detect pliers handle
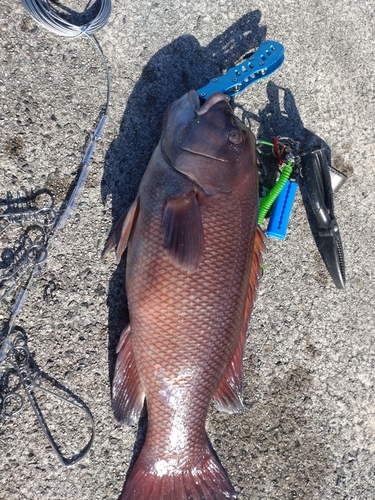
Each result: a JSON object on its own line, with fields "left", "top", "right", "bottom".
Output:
{"left": 197, "top": 40, "right": 284, "bottom": 100}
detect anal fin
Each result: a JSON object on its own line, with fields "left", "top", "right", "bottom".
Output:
{"left": 112, "top": 325, "right": 145, "bottom": 425}
{"left": 213, "top": 226, "right": 266, "bottom": 413}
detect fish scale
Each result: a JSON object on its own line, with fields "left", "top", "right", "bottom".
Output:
{"left": 128, "top": 191, "right": 254, "bottom": 459}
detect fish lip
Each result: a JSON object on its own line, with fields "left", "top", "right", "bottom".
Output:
{"left": 187, "top": 89, "right": 201, "bottom": 111}
{"left": 196, "top": 92, "right": 228, "bottom": 116}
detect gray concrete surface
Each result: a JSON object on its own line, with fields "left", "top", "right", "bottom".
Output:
{"left": 1, "top": 0, "right": 374, "bottom": 498}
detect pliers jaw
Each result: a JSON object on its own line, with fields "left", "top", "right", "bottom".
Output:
{"left": 299, "top": 147, "right": 346, "bottom": 288}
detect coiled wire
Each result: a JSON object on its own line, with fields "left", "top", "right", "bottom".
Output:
{"left": 21, "top": 0, "right": 111, "bottom": 112}
{"left": 20, "top": 0, "right": 112, "bottom": 234}
{"left": 21, "top": 0, "right": 112, "bottom": 38}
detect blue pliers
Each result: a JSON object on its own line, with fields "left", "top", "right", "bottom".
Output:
{"left": 198, "top": 40, "right": 284, "bottom": 100}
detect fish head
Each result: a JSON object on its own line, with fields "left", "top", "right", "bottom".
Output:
{"left": 161, "top": 90, "right": 256, "bottom": 194}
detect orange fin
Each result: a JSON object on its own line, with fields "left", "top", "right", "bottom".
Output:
{"left": 120, "top": 444, "right": 237, "bottom": 499}
{"left": 102, "top": 196, "right": 140, "bottom": 263}
{"left": 212, "top": 339, "right": 245, "bottom": 414}
{"left": 112, "top": 325, "right": 145, "bottom": 425}
{"left": 245, "top": 225, "right": 266, "bottom": 318}
{"left": 162, "top": 191, "right": 204, "bottom": 272}
{"left": 213, "top": 225, "right": 266, "bottom": 413}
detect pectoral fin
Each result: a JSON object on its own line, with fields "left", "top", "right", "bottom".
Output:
{"left": 162, "top": 191, "right": 204, "bottom": 272}
{"left": 102, "top": 196, "right": 140, "bottom": 263}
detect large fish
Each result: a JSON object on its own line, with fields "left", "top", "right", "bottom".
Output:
{"left": 103, "top": 90, "right": 265, "bottom": 499}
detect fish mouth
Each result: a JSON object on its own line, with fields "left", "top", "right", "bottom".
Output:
{"left": 196, "top": 92, "right": 228, "bottom": 116}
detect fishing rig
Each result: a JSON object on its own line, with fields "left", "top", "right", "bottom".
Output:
{"left": 1, "top": 0, "right": 112, "bottom": 465}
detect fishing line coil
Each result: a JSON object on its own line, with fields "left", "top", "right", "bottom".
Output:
{"left": 21, "top": 0, "right": 112, "bottom": 112}
{"left": 21, "top": 0, "right": 112, "bottom": 38}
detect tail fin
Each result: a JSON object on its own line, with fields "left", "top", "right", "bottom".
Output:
{"left": 119, "top": 446, "right": 237, "bottom": 499}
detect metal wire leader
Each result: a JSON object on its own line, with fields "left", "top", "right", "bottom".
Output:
{"left": 0, "top": 0, "right": 112, "bottom": 462}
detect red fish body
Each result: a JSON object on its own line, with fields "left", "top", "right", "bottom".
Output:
{"left": 103, "top": 91, "right": 264, "bottom": 499}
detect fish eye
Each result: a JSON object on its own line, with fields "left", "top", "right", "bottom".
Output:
{"left": 228, "top": 130, "right": 243, "bottom": 144}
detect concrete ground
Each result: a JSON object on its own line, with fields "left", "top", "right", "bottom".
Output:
{"left": 0, "top": 0, "right": 374, "bottom": 499}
